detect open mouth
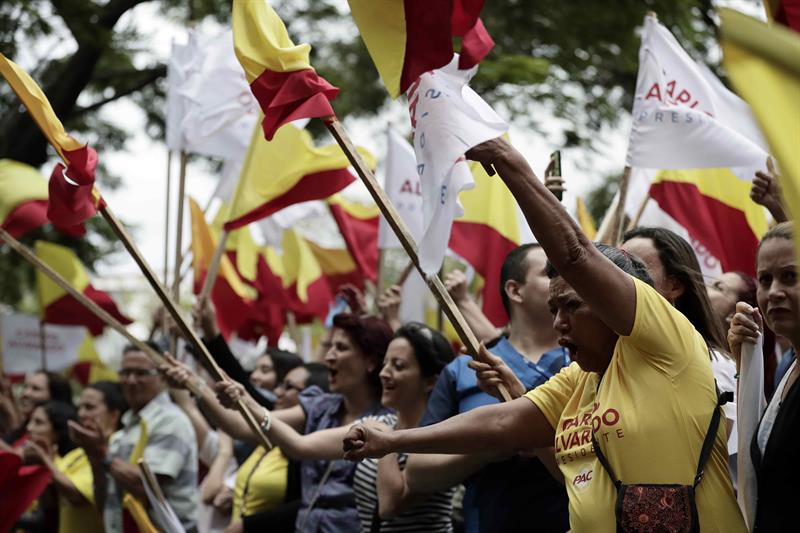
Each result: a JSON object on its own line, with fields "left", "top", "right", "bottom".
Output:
{"left": 559, "top": 338, "right": 579, "bottom": 358}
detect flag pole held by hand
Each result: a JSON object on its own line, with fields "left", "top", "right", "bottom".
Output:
{"left": 96, "top": 205, "right": 272, "bottom": 449}
{"left": 324, "top": 116, "right": 512, "bottom": 402}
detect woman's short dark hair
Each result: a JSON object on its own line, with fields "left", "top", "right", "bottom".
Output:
{"left": 265, "top": 349, "right": 303, "bottom": 384}
{"left": 40, "top": 401, "right": 77, "bottom": 456}
{"left": 302, "top": 363, "right": 330, "bottom": 392}
{"left": 87, "top": 381, "right": 128, "bottom": 423}
{"left": 36, "top": 371, "right": 73, "bottom": 407}
{"left": 623, "top": 227, "right": 727, "bottom": 352}
{"left": 393, "top": 322, "right": 455, "bottom": 378}
{"left": 332, "top": 314, "right": 393, "bottom": 396}
{"left": 546, "top": 243, "right": 654, "bottom": 287}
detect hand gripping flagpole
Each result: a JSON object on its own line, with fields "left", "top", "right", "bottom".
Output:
{"left": 96, "top": 204, "right": 273, "bottom": 449}
{"left": 0, "top": 227, "right": 203, "bottom": 397}
{"left": 324, "top": 116, "right": 513, "bottom": 402}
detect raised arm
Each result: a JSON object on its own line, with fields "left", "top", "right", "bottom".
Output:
{"left": 343, "top": 398, "right": 553, "bottom": 460}
{"left": 467, "top": 138, "right": 636, "bottom": 335}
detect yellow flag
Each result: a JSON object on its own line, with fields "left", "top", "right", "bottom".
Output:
{"left": 35, "top": 241, "right": 91, "bottom": 309}
{"left": 188, "top": 197, "right": 256, "bottom": 300}
{"left": 280, "top": 229, "right": 323, "bottom": 302}
{"left": 720, "top": 8, "right": 800, "bottom": 263}
{"left": 0, "top": 54, "right": 83, "bottom": 159}
{"left": 576, "top": 197, "right": 597, "bottom": 240}
{"left": 224, "top": 121, "right": 375, "bottom": 231}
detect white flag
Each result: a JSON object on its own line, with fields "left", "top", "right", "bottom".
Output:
{"left": 408, "top": 55, "right": 508, "bottom": 274}
{"left": 626, "top": 15, "right": 768, "bottom": 169}
{"left": 165, "top": 35, "right": 203, "bottom": 151}
{"left": 180, "top": 29, "right": 260, "bottom": 161}
{"left": 379, "top": 128, "right": 423, "bottom": 249}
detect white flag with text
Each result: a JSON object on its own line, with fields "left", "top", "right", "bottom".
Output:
{"left": 379, "top": 128, "right": 423, "bottom": 249}
{"left": 626, "top": 15, "right": 768, "bottom": 169}
{"left": 408, "top": 55, "right": 508, "bottom": 274}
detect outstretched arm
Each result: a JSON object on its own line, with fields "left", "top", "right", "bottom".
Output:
{"left": 467, "top": 138, "right": 636, "bottom": 336}
{"left": 343, "top": 398, "right": 553, "bottom": 460}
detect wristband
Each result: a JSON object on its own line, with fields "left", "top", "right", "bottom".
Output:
{"left": 260, "top": 408, "right": 272, "bottom": 433}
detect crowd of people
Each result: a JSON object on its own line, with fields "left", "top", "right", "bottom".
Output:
{"left": 0, "top": 136, "right": 796, "bottom": 533}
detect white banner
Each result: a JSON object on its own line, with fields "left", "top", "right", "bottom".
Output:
{"left": 379, "top": 128, "right": 423, "bottom": 249}
{"left": 408, "top": 55, "right": 508, "bottom": 274}
{"left": 0, "top": 313, "right": 85, "bottom": 374}
{"left": 626, "top": 15, "right": 768, "bottom": 169}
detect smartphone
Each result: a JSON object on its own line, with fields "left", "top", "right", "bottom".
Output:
{"left": 549, "top": 150, "right": 563, "bottom": 201}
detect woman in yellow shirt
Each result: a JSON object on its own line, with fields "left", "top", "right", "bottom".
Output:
{"left": 341, "top": 137, "right": 746, "bottom": 533}
{"left": 25, "top": 381, "right": 125, "bottom": 533}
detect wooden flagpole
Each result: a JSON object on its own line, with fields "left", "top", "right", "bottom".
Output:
{"left": 172, "top": 152, "right": 188, "bottom": 301}
{"left": 0, "top": 227, "right": 203, "bottom": 394}
{"left": 596, "top": 166, "right": 632, "bottom": 245}
{"left": 164, "top": 150, "right": 173, "bottom": 285}
{"left": 197, "top": 229, "right": 229, "bottom": 306}
{"left": 94, "top": 206, "right": 272, "bottom": 449}
{"left": 324, "top": 117, "right": 512, "bottom": 402}
{"left": 626, "top": 193, "right": 650, "bottom": 232}
{"left": 613, "top": 166, "right": 632, "bottom": 246}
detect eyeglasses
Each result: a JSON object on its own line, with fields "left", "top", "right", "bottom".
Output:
{"left": 119, "top": 368, "right": 159, "bottom": 379}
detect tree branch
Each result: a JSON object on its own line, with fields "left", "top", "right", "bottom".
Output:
{"left": 69, "top": 64, "right": 166, "bottom": 117}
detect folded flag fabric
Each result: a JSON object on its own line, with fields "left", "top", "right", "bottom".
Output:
{"left": 0, "top": 53, "right": 101, "bottom": 227}
{"left": 409, "top": 54, "right": 508, "bottom": 274}
{"left": 626, "top": 14, "right": 769, "bottom": 170}
{"left": 721, "top": 8, "right": 800, "bottom": 268}
{"left": 224, "top": 121, "right": 374, "bottom": 231}
{"left": 35, "top": 241, "right": 132, "bottom": 336}
{"left": 327, "top": 194, "right": 379, "bottom": 282}
{"left": 347, "top": 0, "right": 494, "bottom": 98}
{"left": 232, "top": 0, "right": 339, "bottom": 140}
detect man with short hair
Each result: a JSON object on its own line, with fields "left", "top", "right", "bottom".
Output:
{"left": 71, "top": 342, "right": 198, "bottom": 532}
{"left": 407, "top": 244, "right": 570, "bottom": 533}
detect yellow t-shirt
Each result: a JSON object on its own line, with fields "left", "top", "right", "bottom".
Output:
{"left": 54, "top": 448, "right": 103, "bottom": 533}
{"left": 232, "top": 446, "right": 288, "bottom": 519}
{"left": 525, "top": 277, "right": 746, "bottom": 533}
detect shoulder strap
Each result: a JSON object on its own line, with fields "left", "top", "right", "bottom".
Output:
{"left": 693, "top": 383, "right": 731, "bottom": 487}
{"left": 591, "top": 430, "right": 622, "bottom": 489}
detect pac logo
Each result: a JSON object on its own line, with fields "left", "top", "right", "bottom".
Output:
{"left": 572, "top": 467, "right": 593, "bottom": 493}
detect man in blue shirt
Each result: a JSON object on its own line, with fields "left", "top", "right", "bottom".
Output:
{"left": 406, "top": 244, "right": 570, "bottom": 533}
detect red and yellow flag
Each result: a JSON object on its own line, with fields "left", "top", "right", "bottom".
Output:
{"left": 347, "top": 0, "right": 494, "bottom": 98}
{"left": 327, "top": 194, "right": 380, "bottom": 283}
{"left": 648, "top": 167, "right": 769, "bottom": 276}
{"left": 224, "top": 122, "right": 374, "bottom": 231}
{"left": 189, "top": 198, "right": 264, "bottom": 339}
{"left": 232, "top": 0, "right": 339, "bottom": 140}
{"left": 35, "top": 241, "right": 132, "bottom": 336}
{"left": 449, "top": 161, "right": 523, "bottom": 327}
{"left": 721, "top": 8, "right": 800, "bottom": 267}
{"left": 764, "top": 0, "right": 800, "bottom": 32}
{"left": 0, "top": 160, "right": 50, "bottom": 238}
{"left": 0, "top": 54, "right": 101, "bottom": 227}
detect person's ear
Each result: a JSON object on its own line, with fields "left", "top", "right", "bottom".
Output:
{"left": 505, "top": 279, "right": 524, "bottom": 306}
{"left": 663, "top": 276, "right": 686, "bottom": 304}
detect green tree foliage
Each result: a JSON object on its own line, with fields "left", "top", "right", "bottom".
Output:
{"left": 0, "top": 0, "right": 726, "bottom": 308}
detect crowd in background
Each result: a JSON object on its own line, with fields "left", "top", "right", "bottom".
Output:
{"left": 0, "top": 141, "right": 796, "bottom": 533}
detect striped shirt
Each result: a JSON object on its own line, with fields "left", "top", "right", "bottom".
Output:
{"left": 105, "top": 391, "right": 198, "bottom": 531}
{"left": 354, "top": 416, "right": 453, "bottom": 533}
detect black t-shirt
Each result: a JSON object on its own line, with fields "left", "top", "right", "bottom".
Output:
{"left": 752, "top": 369, "right": 800, "bottom": 533}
